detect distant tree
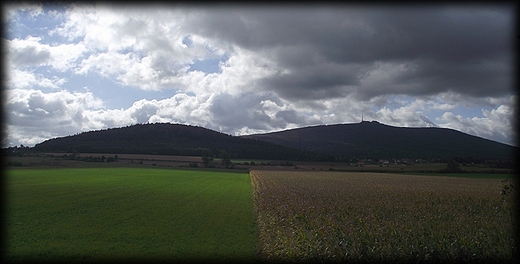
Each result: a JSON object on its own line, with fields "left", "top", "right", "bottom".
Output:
{"left": 220, "top": 150, "right": 232, "bottom": 168}
{"left": 71, "top": 150, "right": 80, "bottom": 160}
{"left": 442, "top": 159, "right": 464, "bottom": 173}
{"left": 201, "top": 148, "right": 213, "bottom": 168}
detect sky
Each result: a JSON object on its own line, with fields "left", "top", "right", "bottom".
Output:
{"left": 2, "top": 3, "right": 517, "bottom": 147}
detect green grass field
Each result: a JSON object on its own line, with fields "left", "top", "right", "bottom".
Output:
{"left": 4, "top": 168, "right": 258, "bottom": 262}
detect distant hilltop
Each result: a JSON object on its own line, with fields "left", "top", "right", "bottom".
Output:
{"left": 29, "top": 123, "right": 318, "bottom": 161}
{"left": 241, "top": 121, "right": 517, "bottom": 161}
{"left": 22, "top": 122, "right": 517, "bottom": 161}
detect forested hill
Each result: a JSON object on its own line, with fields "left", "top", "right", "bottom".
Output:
{"left": 241, "top": 121, "right": 517, "bottom": 161}
{"left": 31, "top": 123, "right": 320, "bottom": 160}
{"left": 30, "top": 122, "right": 516, "bottom": 162}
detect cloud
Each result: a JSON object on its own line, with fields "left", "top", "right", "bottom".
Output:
{"left": 209, "top": 92, "right": 280, "bottom": 132}
{"left": 3, "top": 4, "right": 516, "bottom": 148}
{"left": 48, "top": 5, "right": 216, "bottom": 91}
{"left": 418, "top": 114, "right": 438, "bottom": 127}
{"left": 436, "top": 99, "right": 517, "bottom": 145}
{"left": 18, "top": 5, "right": 513, "bottom": 100}
{"left": 8, "top": 69, "right": 67, "bottom": 89}
{"left": 10, "top": 43, "right": 51, "bottom": 66}
{"left": 7, "top": 37, "right": 87, "bottom": 71}
{"left": 4, "top": 87, "right": 516, "bottom": 147}
{"left": 4, "top": 3, "right": 43, "bottom": 23}
{"left": 259, "top": 59, "right": 361, "bottom": 100}
{"left": 183, "top": 6, "right": 513, "bottom": 101}
{"left": 6, "top": 37, "right": 52, "bottom": 67}
{"left": 4, "top": 89, "right": 105, "bottom": 146}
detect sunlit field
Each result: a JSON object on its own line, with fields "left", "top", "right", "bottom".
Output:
{"left": 251, "top": 170, "right": 516, "bottom": 263}
{"left": 4, "top": 168, "right": 257, "bottom": 262}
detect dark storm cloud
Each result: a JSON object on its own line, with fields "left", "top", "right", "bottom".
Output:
{"left": 260, "top": 61, "right": 361, "bottom": 100}
{"left": 184, "top": 5, "right": 513, "bottom": 101}
{"left": 275, "top": 110, "right": 306, "bottom": 125}
{"left": 412, "top": 57, "right": 511, "bottom": 97}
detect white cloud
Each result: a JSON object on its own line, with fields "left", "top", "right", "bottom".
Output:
{"left": 80, "top": 108, "right": 134, "bottom": 130}
{"left": 77, "top": 52, "right": 143, "bottom": 82}
{"left": 8, "top": 69, "right": 67, "bottom": 90}
{"left": 5, "top": 125, "right": 53, "bottom": 147}
{"left": 7, "top": 37, "right": 51, "bottom": 66}
{"left": 40, "top": 5, "right": 283, "bottom": 95}
{"left": 6, "top": 37, "right": 87, "bottom": 71}
{"left": 372, "top": 103, "right": 436, "bottom": 128}
{"left": 48, "top": 6, "right": 217, "bottom": 92}
{"left": 4, "top": 87, "right": 517, "bottom": 147}
{"left": 48, "top": 43, "right": 87, "bottom": 71}
{"left": 436, "top": 98, "right": 516, "bottom": 145}
{"left": 48, "top": 4, "right": 98, "bottom": 42}
{"left": 4, "top": 89, "right": 105, "bottom": 146}
{"left": 4, "top": 3, "right": 43, "bottom": 23}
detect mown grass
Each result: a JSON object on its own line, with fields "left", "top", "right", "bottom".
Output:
{"left": 4, "top": 168, "right": 257, "bottom": 262}
{"left": 251, "top": 170, "right": 517, "bottom": 263}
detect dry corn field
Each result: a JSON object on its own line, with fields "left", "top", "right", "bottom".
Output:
{"left": 250, "top": 170, "right": 516, "bottom": 263}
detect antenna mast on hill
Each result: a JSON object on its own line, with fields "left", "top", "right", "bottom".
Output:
{"left": 362, "top": 112, "right": 363, "bottom": 122}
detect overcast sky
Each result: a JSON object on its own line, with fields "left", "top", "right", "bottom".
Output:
{"left": 3, "top": 3, "right": 517, "bottom": 147}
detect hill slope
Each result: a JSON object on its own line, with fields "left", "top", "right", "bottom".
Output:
{"left": 241, "top": 121, "right": 516, "bottom": 160}
{"left": 31, "top": 123, "right": 316, "bottom": 160}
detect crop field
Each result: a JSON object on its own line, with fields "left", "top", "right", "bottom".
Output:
{"left": 4, "top": 168, "right": 257, "bottom": 262}
{"left": 251, "top": 170, "right": 516, "bottom": 263}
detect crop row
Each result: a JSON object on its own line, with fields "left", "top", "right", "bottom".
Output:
{"left": 250, "top": 170, "right": 515, "bottom": 262}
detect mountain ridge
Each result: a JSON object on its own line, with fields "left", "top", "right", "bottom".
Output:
{"left": 29, "top": 121, "right": 516, "bottom": 161}
{"left": 241, "top": 121, "right": 516, "bottom": 160}
{"left": 30, "top": 123, "right": 319, "bottom": 161}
